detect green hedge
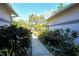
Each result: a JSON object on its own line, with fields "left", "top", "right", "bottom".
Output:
{"left": 39, "top": 29, "right": 79, "bottom": 56}
{"left": 0, "top": 25, "right": 32, "bottom": 56}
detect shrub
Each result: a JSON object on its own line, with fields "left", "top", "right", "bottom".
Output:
{"left": 0, "top": 25, "right": 32, "bottom": 56}
{"left": 0, "top": 48, "right": 15, "bottom": 56}
{"left": 39, "top": 28, "right": 79, "bottom": 56}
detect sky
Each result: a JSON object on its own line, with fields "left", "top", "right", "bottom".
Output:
{"left": 10, "top": 3, "right": 69, "bottom": 20}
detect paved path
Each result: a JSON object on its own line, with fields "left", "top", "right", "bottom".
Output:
{"left": 32, "top": 35, "right": 52, "bottom": 56}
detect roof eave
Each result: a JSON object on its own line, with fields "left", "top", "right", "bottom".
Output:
{"left": 6, "top": 3, "right": 18, "bottom": 17}
{"left": 47, "top": 3, "right": 76, "bottom": 22}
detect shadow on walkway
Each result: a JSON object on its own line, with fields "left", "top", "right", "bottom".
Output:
{"left": 31, "top": 34, "right": 52, "bottom": 56}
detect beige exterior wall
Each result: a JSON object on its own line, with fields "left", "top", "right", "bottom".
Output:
{"left": 48, "top": 4, "right": 79, "bottom": 23}
{"left": 0, "top": 4, "right": 11, "bottom": 26}
{"left": 48, "top": 4, "right": 79, "bottom": 30}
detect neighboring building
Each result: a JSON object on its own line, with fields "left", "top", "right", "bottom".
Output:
{"left": 47, "top": 3, "right": 79, "bottom": 44}
{"left": 0, "top": 3, "right": 18, "bottom": 26}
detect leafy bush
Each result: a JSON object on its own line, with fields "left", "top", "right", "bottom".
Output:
{"left": 0, "top": 25, "right": 32, "bottom": 56}
{"left": 0, "top": 48, "right": 15, "bottom": 56}
{"left": 39, "top": 28, "right": 79, "bottom": 56}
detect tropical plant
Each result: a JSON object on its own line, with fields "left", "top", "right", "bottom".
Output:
{"left": 12, "top": 20, "right": 30, "bottom": 29}
{"left": 0, "top": 25, "right": 32, "bottom": 56}
{"left": 28, "top": 14, "right": 48, "bottom": 36}
{"left": 58, "top": 3, "right": 64, "bottom": 10}
{"left": 39, "top": 28, "right": 79, "bottom": 56}
{"left": 0, "top": 48, "right": 15, "bottom": 56}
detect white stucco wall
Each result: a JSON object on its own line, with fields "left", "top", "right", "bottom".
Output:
{"left": 48, "top": 11, "right": 79, "bottom": 31}
{"left": 0, "top": 21, "right": 10, "bottom": 26}
{"left": 48, "top": 9, "right": 79, "bottom": 26}
{"left": 49, "top": 23, "right": 79, "bottom": 31}
{"left": 0, "top": 6, "right": 11, "bottom": 26}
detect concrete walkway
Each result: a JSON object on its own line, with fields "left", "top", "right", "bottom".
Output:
{"left": 32, "top": 35, "right": 52, "bottom": 56}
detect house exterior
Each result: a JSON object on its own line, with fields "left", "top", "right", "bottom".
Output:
{"left": 0, "top": 3, "right": 18, "bottom": 26}
{"left": 47, "top": 3, "right": 79, "bottom": 44}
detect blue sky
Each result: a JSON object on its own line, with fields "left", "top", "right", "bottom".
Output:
{"left": 10, "top": 3, "right": 69, "bottom": 20}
